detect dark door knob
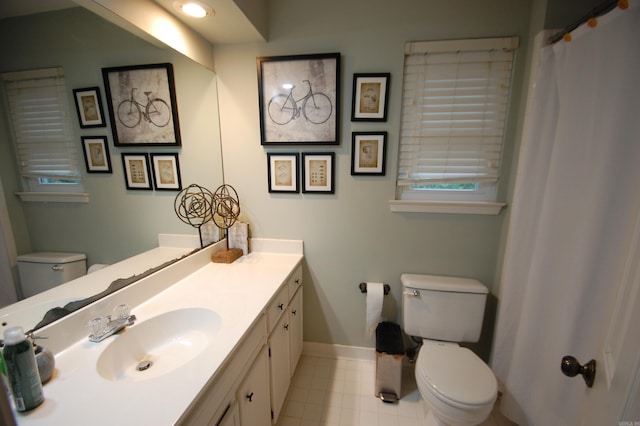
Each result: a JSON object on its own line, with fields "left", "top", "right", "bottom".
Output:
{"left": 561, "top": 355, "right": 596, "bottom": 388}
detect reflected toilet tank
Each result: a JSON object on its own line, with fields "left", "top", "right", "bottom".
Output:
{"left": 17, "top": 252, "right": 87, "bottom": 298}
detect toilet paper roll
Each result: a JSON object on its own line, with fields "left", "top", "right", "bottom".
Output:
{"left": 365, "top": 282, "right": 384, "bottom": 338}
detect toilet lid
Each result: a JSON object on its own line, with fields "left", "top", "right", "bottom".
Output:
{"left": 417, "top": 343, "right": 497, "bottom": 407}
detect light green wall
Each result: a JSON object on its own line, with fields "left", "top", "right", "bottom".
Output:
{"left": 1, "top": 0, "right": 541, "bottom": 358}
{"left": 215, "top": 0, "right": 533, "bottom": 357}
{"left": 0, "top": 9, "right": 224, "bottom": 266}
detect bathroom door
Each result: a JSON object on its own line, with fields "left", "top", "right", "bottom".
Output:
{"left": 576, "top": 218, "right": 640, "bottom": 424}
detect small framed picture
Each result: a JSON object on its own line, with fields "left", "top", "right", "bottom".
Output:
{"left": 73, "top": 87, "right": 106, "bottom": 128}
{"left": 302, "top": 152, "right": 335, "bottom": 194}
{"left": 351, "top": 73, "right": 390, "bottom": 122}
{"left": 351, "top": 132, "right": 387, "bottom": 176}
{"left": 121, "top": 153, "right": 152, "bottom": 190}
{"left": 150, "top": 153, "right": 182, "bottom": 191}
{"left": 81, "top": 136, "right": 112, "bottom": 173}
{"left": 267, "top": 153, "right": 299, "bottom": 193}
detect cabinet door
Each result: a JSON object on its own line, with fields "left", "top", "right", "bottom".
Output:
{"left": 237, "top": 346, "right": 271, "bottom": 426}
{"left": 269, "top": 312, "right": 291, "bottom": 423}
{"left": 289, "top": 287, "right": 303, "bottom": 377}
{"left": 210, "top": 403, "right": 239, "bottom": 426}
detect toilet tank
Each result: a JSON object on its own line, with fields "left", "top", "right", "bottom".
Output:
{"left": 17, "top": 252, "right": 87, "bottom": 298}
{"left": 401, "top": 273, "right": 488, "bottom": 343}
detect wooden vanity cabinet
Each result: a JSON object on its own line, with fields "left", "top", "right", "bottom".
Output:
{"left": 237, "top": 346, "right": 271, "bottom": 426}
{"left": 178, "top": 263, "right": 303, "bottom": 426}
{"left": 268, "top": 265, "right": 303, "bottom": 423}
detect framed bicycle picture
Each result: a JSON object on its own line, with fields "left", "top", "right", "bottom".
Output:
{"left": 302, "top": 152, "right": 335, "bottom": 194}
{"left": 351, "top": 132, "right": 387, "bottom": 175}
{"left": 257, "top": 53, "right": 340, "bottom": 146}
{"left": 102, "top": 63, "right": 181, "bottom": 147}
{"left": 121, "top": 153, "right": 152, "bottom": 190}
{"left": 267, "top": 153, "right": 299, "bottom": 193}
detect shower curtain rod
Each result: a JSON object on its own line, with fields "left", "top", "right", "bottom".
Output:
{"left": 547, "top": 0, "right": 622, "bottom": 44}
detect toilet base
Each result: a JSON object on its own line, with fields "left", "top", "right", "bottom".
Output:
{"left": 423, "top": 406, "right": 448, "bottom": 426}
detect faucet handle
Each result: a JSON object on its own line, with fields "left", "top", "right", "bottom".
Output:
{"left": 89, "top": 317, "right": 108, "bottom": 336}
{"left": 114, "top": 304, "right": 131, "bottom": 319}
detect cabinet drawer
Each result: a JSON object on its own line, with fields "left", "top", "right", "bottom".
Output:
{"left": 266, "top": 284, "right": 288, "bottom": 333}
{"left": 287, "top": 265, "right": 302, "bottom": 299}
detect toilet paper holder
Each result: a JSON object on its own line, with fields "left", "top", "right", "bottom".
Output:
{"left": 359, "top": 282, "right": 390, "bottom": 295}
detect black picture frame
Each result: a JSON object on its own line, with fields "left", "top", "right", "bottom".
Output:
{"left": 73, "top": 87, "right": 106, "bottom": 128}
{"left": 121, "top": 153, "right": 152, "bottom": 190}
{"left": 267, "top": 153, "right": 299, "bottom": 193}
{"left": 351, "top": 132, "right": 387, "bottom": 176}
{"left": 257, "top": 53, "right": 340, "bottom": 146}
{"left": 150, "top": 153, "right": 182, "bottom": 191}
{"left": 302, "top": 152, "right": 335, "bottom": 194}
{"left": 102, "top": 63, "right": 181, "bottom": 147}
{"left": 81, "top": 136, "right": 112, "bottom": 173}
{"left": 351, "top": 73, "right": 390, "bottom": 122}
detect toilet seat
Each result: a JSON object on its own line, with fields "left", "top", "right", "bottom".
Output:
{"left": 416, "top": 341, "right": 497, "bottom": 408}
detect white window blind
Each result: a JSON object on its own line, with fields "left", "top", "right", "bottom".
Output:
{"left": 2, "top": 67, "right": 81, "bottom": 184}
{"left": 397, "top": 37, "right": 518, "bottom": 188}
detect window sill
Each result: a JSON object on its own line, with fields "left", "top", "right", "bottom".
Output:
{"left": 16, "top": 192, "right": 90, "bottom": 203}
{"left": 388, "top": 200, "right": 506, "bottom": 215}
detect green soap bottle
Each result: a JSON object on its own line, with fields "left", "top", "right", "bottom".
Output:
{"left": 3, "top": 327, "right": 44, "bottom": 411}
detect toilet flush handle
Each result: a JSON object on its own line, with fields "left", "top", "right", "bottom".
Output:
{"left": 52, "top": 264, "right": 64, "bottom": 271}
{"left": 403, "top": 289, "right": 419, "bottom": 297}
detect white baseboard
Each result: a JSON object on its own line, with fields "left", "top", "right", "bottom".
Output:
{"left": 302, "top": 342, "right": 376, "bottom": 362}
{"left": 303, "top": 341, "right": 417, "bottom": 370}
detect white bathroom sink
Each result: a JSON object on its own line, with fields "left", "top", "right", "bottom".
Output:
{"left": 96, "top": 308, "right": 222, "bottom": 382}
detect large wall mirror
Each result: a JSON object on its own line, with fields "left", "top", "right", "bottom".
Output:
{"left": 0, "top": 6, "right": 225, "bottom": 331}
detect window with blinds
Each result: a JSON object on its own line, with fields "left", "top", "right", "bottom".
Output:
{"left": 2, "top": 67, "right": 83, "bottom": 194}
{"left": 397, "top": 37, "right": 518, "bottom": 202}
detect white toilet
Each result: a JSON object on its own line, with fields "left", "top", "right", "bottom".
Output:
{"left": 17, "top": 252, "right": 87, "bottom": 298}
{"left": 402, "top": 273, "right": 498, "bottom": 426}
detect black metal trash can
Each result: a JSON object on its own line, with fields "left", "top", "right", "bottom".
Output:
{"left": 375, "top": 322, "right": 404, "bottom": 402}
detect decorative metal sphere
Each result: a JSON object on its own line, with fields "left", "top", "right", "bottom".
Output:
{"left": 174, "top": 184, "right": 215, "bottom": 228}
{"left": 212, "top": 184, "right": 241, "bottom": 230}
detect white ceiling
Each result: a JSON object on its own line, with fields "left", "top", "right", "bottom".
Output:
{"left": 0, "top": 0, "right": 264, "bottom": 45}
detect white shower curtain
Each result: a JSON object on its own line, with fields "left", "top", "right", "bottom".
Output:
{"left": 491, "top": 2, "right": 640, "bottom": 425}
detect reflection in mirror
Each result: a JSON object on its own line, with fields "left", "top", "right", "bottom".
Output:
{"left": 0, "top": 7, "right": 224, "bottom": 330}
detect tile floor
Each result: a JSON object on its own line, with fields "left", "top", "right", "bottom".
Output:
{"left": 277, "top": 354, "right": 517, "bottom": 426}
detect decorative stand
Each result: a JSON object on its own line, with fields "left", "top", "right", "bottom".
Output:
{"left": 174, "top": 183, "right": 243, "bottom": 263}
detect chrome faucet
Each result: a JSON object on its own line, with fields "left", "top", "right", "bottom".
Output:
{"left": 88, "top": 304, "right": 136, "bottom": 342}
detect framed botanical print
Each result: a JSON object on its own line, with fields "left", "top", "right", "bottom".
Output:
{"left": 351, "top": 132, "right": 387, "bottom": 175}
{"left": 150, "top": 153, "right": 182, "bottom": 191}
{"left": 121, "top": 153, "right": 152, "bottom": 190}
{"left": 102, "top": 63, "right": 181, "bottom": 147}
{"left": 257, "top": 53, "right": 340, "bottom": 145}
{"left": 81, "top": 136, "right": 111, "bottom": 173}
{"left": 267, "top": 153, "right": 299, "bottom": 193}
{"left": 302, "top": 152, "right": 335, "bottom": 194}
{"left": 351, "top": 73, "right": 390, "bottom": 122}
{"left": 73, "top": 87, "right": 106, "bottom": 128}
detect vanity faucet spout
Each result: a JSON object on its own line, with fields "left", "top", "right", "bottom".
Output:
{"left": 88, "top": 305, "right": 136, "bottom": 342}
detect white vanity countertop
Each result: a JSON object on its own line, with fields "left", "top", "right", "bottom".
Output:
{"left": 11, "top": 239, "right": 303, "bottom": 425}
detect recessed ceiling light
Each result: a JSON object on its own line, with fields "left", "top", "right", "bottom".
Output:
{"left": 174, "top": 1, "right": 214, "bottom": 18}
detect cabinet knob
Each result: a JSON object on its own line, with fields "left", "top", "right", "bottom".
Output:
{"left": 295, "top": 278, "right": 300, "bottom": 285}
{"left": 284, "top": 323, "right": 289, "bottom": 331}
{"left": 292, "top": 309, "right": 297, "bottom": 316}
{"left": 278, "top": 303, "right": 284, "bottom": 310}
{"left": 246, "top": 392, "right": 254, "bottom": 402}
